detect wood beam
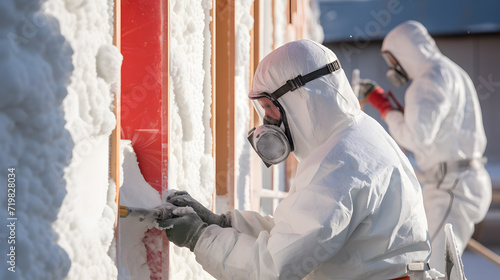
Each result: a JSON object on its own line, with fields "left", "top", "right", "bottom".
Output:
{"left": 111, "top": 0, "right": 121, "bottom": 230}
{"left": 250, "top": 0, "right": 260, "bottom": 78}
{"left": 215, "top": 0, "right": 235, "bottom": 204}
{"left": 210, "top": 0, "right": 217, "bottom": 211}
{"left": 285, "top": 156, "right": 297, "bottom": 192}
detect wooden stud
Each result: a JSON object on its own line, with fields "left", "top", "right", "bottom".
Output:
{"left": 252, "top": 0, "right": 260, "bottom": 75}
{"left": 285, "top": 156, "right": 297, "bottom": 192}
{"left": 290, "top": 0, "right": 297, "bottom": 24}
{"left": 111, "top": 0, "right": 121, "bottom": 232}
{"left": 215, "top": 0, "right": 235, "bottom": 207}
{"left": 210, "top": 0, "right": 217, "bottom": 211}
{"left": 287, "top": 0, "right": 292, "bottom": 24}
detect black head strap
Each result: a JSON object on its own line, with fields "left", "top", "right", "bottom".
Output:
{"left": 271, "top": 60, "right": 341, "bottom": 100}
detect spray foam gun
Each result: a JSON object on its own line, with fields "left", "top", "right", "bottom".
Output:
{"left": 119, "top": 205, "right": 175, "bottom": 222}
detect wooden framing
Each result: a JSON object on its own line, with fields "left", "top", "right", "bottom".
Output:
{"left": 286, "top": 0, "right": 291, "bottom": 24}
{"left": 210, "top": 0, "right": 217, "bottom": 211}
{"left": 289, "top": 0, "right": 296, "bottom": 25}
{"left": 111, "top": 0, "right": 121, "bottom": 228}
{"left": 215, "top": 0, "right": 236, "bottom": 207}
{"left": 250, "top": 0, "right": 261, "bottom": 75}
{"left": 285, "top": 156, "right": 297, "bottom": 192}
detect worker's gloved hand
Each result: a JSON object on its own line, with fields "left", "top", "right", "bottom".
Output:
{"left": 167, "top": 190, "right": 231, "bottom": 228}
{"left": 358, "top": 79, "right": 381, "bottom": 98}
{"left": 357, "top": 79, "right": 395, "bottom": 119}
{"left": 367, "top": 87, "right": 395, "bottom": 119}
{"left": 157, "top": 205, "right": 208, "bottom": 252}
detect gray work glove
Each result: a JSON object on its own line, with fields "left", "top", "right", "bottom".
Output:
{"left": 358, "top": 79, "right": 381, "bottom": 98}
{"left": 157, "top": 204, "right": 208, "bottom": 252}
{"left": 167, "top": 190, "right": 231, "bottom": 228}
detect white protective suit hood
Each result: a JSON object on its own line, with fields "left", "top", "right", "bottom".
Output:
{"left": 250, "top": 39, "right": 361, "bottom": 161}
{"left": 381, "top": 20, "right": 442, "bottom": 80}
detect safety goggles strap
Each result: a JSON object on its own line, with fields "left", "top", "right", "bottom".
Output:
{"left": 271, "top": 60, "right": 341, "bottom": 100}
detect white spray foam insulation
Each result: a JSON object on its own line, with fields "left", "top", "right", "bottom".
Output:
{"left": 304, "top": 0, "right": 325, "bottom": 43}
{"left": 234, "top": 0, "right": 254, "bottom": 210}
{"left": 43, "top": 0, "right": 122, "bottom": 278}
{"left": 0, "top": 0, "right": 73, "bottom": 278}
{"left": 260, "top": 0, "right": 274, "bottom": 57}
{"left": 168, "top": 0, "right": 216, "bottom": 279}
{"left": 118, "top": 140, "right": 163, "bottom": 280}
{"left": 274, "top": 0, "right": 288, "bottom": 47}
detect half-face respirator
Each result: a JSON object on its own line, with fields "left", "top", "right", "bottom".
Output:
{"left": 382, "top": 51, "right": 409, "bottom": 87}
{"left": 248, "top": 60, "right": 342, "bottom": 167}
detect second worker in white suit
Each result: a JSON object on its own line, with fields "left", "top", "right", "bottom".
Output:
{"left": 359, "top": 20, "right": 492, "bottom": 273}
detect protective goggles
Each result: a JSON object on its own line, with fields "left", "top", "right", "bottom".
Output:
{"left": 382, "top": 51, "right": 408, "bottom": 80}
{"left": 248, "top": 60, "right": 342, "bottom": 167}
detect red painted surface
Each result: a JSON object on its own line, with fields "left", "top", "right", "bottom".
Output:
{"left": 121, "top": 0, "right": 169, "bottom": 279}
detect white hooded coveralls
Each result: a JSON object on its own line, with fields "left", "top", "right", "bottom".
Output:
{"left": 382, "top": 21, "right": 492, "bottom": 272}
{"left": 194, "top": 40, "right": 431, "bottom": 279}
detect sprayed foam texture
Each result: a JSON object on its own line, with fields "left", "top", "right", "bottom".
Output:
{"left": 44, "top": 0, "right": 121, "bottom": 279}
{"left": 169, "top": 0, "right": 215, "bottom": 278}
{"left": 0, "top": 0, "right": 73, "bottom": 279}
{"left": 118, "top": 140, "right": 163, "bottom": 280}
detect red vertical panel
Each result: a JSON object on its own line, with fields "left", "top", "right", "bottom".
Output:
{"left": 121, "top": 1, "right": 164, "bottom": 191}
{"left": 121, "top": 0, "right": 169, "bottom": 279}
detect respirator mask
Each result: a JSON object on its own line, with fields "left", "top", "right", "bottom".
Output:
{"left": 248, "top": 60, "right": 342, "bottom": 167}
{"left": 382, "top": 51, "right": 409, "bottom": 87}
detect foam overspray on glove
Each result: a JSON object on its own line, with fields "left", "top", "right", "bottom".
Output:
{"left": 156, "top": 202, "right": 208, "bottom": 252}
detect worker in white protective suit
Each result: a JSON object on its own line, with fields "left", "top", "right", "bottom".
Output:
{"left": 358, "top": 20, "right": 492, "bottom": 273}
{"left": 158, "top": 39, "right": 442, "bottom": 279}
